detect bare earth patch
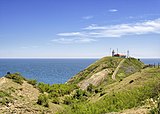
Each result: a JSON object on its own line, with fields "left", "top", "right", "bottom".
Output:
{"left": 78, "top": 69, "right": 110, "bottom": 90}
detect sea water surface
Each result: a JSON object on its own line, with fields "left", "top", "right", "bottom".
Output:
{"left": 0, "top": 59, "right": 97, "bottom": 84}
{"left": 0, "top": 58, "right": 159, "bottom": 84}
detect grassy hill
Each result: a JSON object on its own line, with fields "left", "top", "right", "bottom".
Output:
{"left": 67, "top": 57, "right": 144, "bottom": 89}
{"left": 0, "top": 56, "right": 160, "bottom": 114}
{"left": 0, "top": 73, "right": 63, "bottom": 114}
{"left": 61, "top": 67, "right": 160, "bottom": 114}
{"left": 67, "top": 56, "right": 123, "bottom": 84}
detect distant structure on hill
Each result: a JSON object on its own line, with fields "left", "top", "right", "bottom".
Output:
{"left": 111, "top": 49, "right": 129, "bottom": 58}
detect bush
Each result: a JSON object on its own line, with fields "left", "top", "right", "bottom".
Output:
{"left": 63, "top": 96, "right": 73, "bottom": 105}
{"left": 100, "top": 92, "right": 106, "bottom": 96}
{"left": 0, "top": 97, "right": 13, "bottom": 105}
{"left": 27, "top": 79, "right": 37, "bottom": 86}
{"left": 37, "top": 83, "right": 78, "bottom": 97}
{"left": 87, "top": 84, "right": 95, "bottom": 93}
{"left": 95, "top": 88, "right": 103, "bottom": 93}
{"left": 48, "top": 92, "right": 59, "bottom": 98}
{"left": 73, "top": 89, "right": 84, "bottom": 99}
{"left": 0, "top": 90, "right": 12, "bottom": 105}
{"left": 37, "top": 82, "right": 50, "bottom": 93}
{"left": 0, "top": 90, "right": 10, "bottom": 97}
{"left": 51, "top": 97, "right": 60, "bottom": 104}
{"left": 5, "top": 73, "right": 25, "bottom": 85}
{"left": 73, "top": 89, "right": 89, "bottom": 100}
{"left": 37, "top": 94, "right": 49, "bottom": 107}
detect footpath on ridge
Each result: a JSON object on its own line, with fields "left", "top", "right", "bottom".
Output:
{"left": 112, "top": 59, "right": 125, "bottom": 80}
{"left": 78, "top": 58, "right": 126, "bottom": 90}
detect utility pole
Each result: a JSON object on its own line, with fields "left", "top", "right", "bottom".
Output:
{"left": 127, "top": 50, "right": 129, "bottom": 58}
{"left": 110, "top": 48, "right": 112, "bottom": 56}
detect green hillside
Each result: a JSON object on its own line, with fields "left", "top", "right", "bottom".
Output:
{"left": 67, "top": 56, "right": 123, "bottom": 84}
{"left": 0, "top": 56, "right": 160, "bottom": 114}
{"left": 61, "top": 67, "right": 160, "bottom": 114}
{"left": 67, "top": 57, "right": 144, "bottom": 90}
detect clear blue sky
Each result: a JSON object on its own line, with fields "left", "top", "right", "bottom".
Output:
{"left": 0, "top": 0, "right": 160, "bottom": 58}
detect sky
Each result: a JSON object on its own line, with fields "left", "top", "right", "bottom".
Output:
{"left": 0, "top": 0, "right": 160, "bottom": 58}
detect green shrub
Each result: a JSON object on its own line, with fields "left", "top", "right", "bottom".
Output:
{"left": 5, "top": 73, "right": 25, "bottom": 85}
{"left": 0, "top": 91, "right": 12, "bottom": 105}
{"left": 73, "top": 89, "right": 89, "bottom": 101}
{"left": 73, "top": 89, "right": 84, "bottom": 99}
{"left": 51, "top": 97, "right": 60, "bottom": 104}
{"left": 48, "top": 92, "right": 59, "bottom": 98}
{"left": 0, "top": 90, "right": 10, "bottom": 97}
{"left": 37, "top": 94, "right": 49, "bottom": 107}
{"left": 63, "top": 96, "right": 73, "bottom": 105}
{"left": 27, "top": 79, "right": 37, "bottom": 86}
{"left": 87, "top": 84, "right": 95, "bottom": 93}
{"left": 37, "top": 82, "right": 50, "bottom": 93}
{"left": 0, "top": 97, "right": 13, "bottom": 105}
{"left": 37, "top": 83, "right": 78, "bottom": 97}
{"left": 95, "top": 88, "right": 103, "bottom": 93}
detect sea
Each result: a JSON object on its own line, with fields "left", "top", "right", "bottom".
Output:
{"left": 0, "top": 58, "right": 160, "bottom": 84}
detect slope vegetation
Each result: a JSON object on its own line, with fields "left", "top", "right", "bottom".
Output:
{"left": 62, "top": 67, "right": 160, "bottom": 114}
{"left": 67, "top": 57, "right": 144, "bottom": 90}
{"left": 67, "top": 57, "right": 123, "bottom": 85}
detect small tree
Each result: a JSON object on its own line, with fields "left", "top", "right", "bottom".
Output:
{"left": 37, "top": 94, "right": 49, "bottom": 107}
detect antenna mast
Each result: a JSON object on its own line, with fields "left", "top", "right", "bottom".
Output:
{"left": 127, "top": 50, "right": 130, "bottom": 58}
{"left": 110, "top": 48, "right": 111, "bottom": 56}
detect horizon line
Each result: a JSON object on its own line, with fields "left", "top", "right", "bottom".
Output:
{"left": 0, "top": 56, "right": 160, "bottom": 59}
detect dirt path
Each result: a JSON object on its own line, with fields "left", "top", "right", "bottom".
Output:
{"left": 112, "top": 59, "right": 125, "bottom": 80}
{"left": 78, "top": 69, "right": 109, "bottom": 90}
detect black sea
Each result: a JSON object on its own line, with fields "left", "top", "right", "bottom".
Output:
{"left": 0, "top": 58, "right": 159, "bottom": 84}
{"left": 0, "top": 59, "right": 97, "bottom": 84}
